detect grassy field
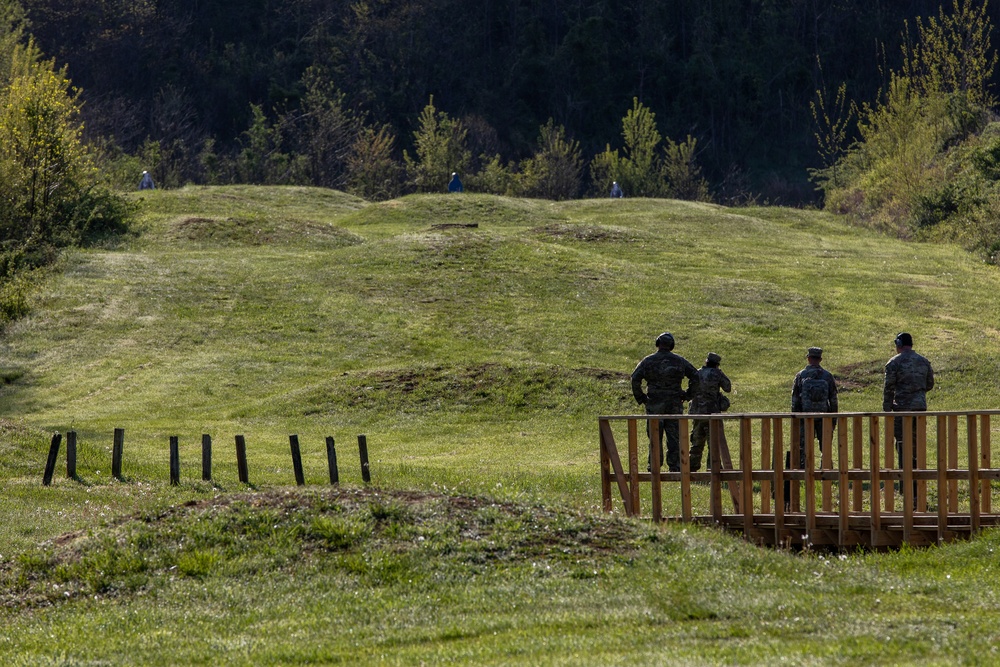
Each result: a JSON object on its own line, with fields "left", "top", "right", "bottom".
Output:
{"left": 2, "top": 186, "right": 1000, "bottom": 664}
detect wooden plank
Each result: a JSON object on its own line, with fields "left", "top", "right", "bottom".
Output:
{"left": 917, "top": 415, "right": 927, "bottom": 512}
{"left": 599, "top": 420, "right": 633, "bottom": 516}
{"left": 838, "top": 416, "right": 849, "bottom": 546}
{"left": 66, "top": 431, "right": 77, "bottom": 480}
{"left": 902, "top": 416, "right": 914, "bottom": 543}
{"left": 949, "top": 415, "right": 959, "bottom": 513}
{"left": 358, "top": 434, "right": 371, "bottom": 483}
{"left": 937, "top": 415, "right": 947, "bottom": 545}
{"left": 982, "top": 415, "right": 992, "bottom": 514}
{"left": 761, "top": 418, "right": 772, "bottom": 515}
{"left": 790, "top": 417, "right": 801, "bottom": 512}
{"left": 289, "top": 434, "right": 305, "bottom": 486}
{"left": 42, "top": 432, "right": 62, "bottom": 487}
{"left": 680, "top": 418, "right": 692, "bottom": 522}
{"left": 883, "top": 416, "right": 894, "bottom": 512}
{"left": 202, "top": 434, "right": 212, "bottom": 482}
{"left": 821, "top": 417, "right": 833, "bottom": 511}
{"left": 741, "top": 418, "right": 753, "bottom": 539}
{"left": 235, "top": 434, "right": 249, "bottom": 485}
{"left": 852, "top": 416, "right": 863, "bottom": 511}
{"left": 969, "top": 415, "right": 980, "bottom": 534}
{"left": 650, "top": 419, "right": 662, "bottom": 523}
{"left": 773, "top": 418, "right": 785, "bottom": 546}
{"left": 716, "top": 423, "right": 742, "bottom": 513}
{"left": 628, "top": 419, "right": 640, "bottom": 517}
{"left": 112, "top": 427, "right": 125, "bottom": 481}
{"left": 710, "top": 419, "right": 722, "bottom": 523}
{"left": 805, "top": 418, "right": 817, "bottom": 543}
{"left": 870, "top": 416, "right": 881, "bottom": 536}
{"left": 600, "top": 420, "right": 612, "bottom": 512}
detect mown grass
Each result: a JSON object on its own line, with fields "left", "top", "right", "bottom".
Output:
{"left": 2, "top": 186, "right": 1000, "bottom": 664}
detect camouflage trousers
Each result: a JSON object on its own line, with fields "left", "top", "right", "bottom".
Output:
{"left": 646, "top": 400, "right": 684, "bottom": 472}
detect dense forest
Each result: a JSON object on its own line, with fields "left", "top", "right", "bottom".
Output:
{"left": 17, "top": 0, "right": 994, "bottom": 203}
{"left": 3, "top": 0, "right": 1000, "bottom": 305}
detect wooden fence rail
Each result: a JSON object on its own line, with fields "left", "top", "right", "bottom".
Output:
{"left": 599, "top": 410, "right": 1000, "bottom": 549}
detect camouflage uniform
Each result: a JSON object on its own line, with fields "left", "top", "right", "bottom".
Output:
{"left": 883, "top": 346, "right": 934, "bottom": 467}
{"left": 631, "top": 345, "right": 697, "bottom": 472}
{"left": 688, "top": 355, "right": 731, "bottom": 471}
{"left": 790, "top": 362, "right": 839, "bottom": 467}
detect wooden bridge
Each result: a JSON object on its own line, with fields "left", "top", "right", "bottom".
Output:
{"left": 599, "top": 410, "right": 1000, "bottom": 549}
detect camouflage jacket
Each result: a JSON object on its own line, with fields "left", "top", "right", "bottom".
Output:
{"left": 791, "top": 365, "right": 839, "bottom": 413}
{"left": 688, "top": 366, "right": 732, "bottom": 415}
{"left": 631, "top": 350, "right": 697, "bottom": 410}
{"left": 883, "top": 350, "right": 934, "bottom": 411}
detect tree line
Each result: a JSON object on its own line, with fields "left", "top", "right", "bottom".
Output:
{"left": 18, "top": 0, "right": 995, "bottom": 203}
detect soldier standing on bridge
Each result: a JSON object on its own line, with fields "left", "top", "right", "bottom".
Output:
{"left": 883, "top": 332, "right": 934, "bottom": 469}
{"left": 791, "top": 346, "right": 839, "bottom": 465}
{"left": 688, "top": 352, "right": 731, "bottom": 472}
{"left": 631, "top": 332, "right": 698, "bottom": 472}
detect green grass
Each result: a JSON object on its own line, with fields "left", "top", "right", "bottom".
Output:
{"left": 2, "top": 185, "right": 1000, "bottom": 664}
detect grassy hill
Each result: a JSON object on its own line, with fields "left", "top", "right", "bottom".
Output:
{"left": 2, "top": 186, "right": 1000, "bottom": 664}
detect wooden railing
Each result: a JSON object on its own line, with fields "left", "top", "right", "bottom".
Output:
{"left": 599, "top": 411, "right": 1000, "bottom": 548}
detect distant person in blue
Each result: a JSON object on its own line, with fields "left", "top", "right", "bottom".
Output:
{"left": 448, "top": 172, "right": 463, "bottom": 193}
{"left": 138, "top": 170, "right": 155, "bottom": 190}
{"left": 610, "top": 181, "right": 623, "bottom": 198}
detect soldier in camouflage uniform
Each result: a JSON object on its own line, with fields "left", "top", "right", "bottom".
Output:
{"left": 790, "top": 347, "right": 839, "bottom": 468}
{"left": 688, "top": 352, "right": 731, "bottom": 471}
{"left": 883, "top": 332, "right": 934, "bottom": 469}
{"left": 631, "top": 332, "right": 698, "bottom": 472}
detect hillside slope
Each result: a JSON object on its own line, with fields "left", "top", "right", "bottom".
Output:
{"left": 2, "top": 186, "right": 1000, "bottom": 504}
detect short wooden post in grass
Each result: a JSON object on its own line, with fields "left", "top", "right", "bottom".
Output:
{"left": 42, "top": 432, "right": 63, "bottom": 486}
{"left": 169, "top": 436, "right": 180, "bottom": 486}
{"left": 289, "top": 434, "right": 305, "bottom": 486}
{"left": 358, "top": 434, "right": 371, "bottom": 483}
{"left": 235, "top": 435, "right": 250, "bottom": 485}
{"left": 326, "top": 436, "right": 339, "bottom": 485}
{"left": 66, "top": 430, "right": 77, "bottom": 479}
{"left": 112, "top": 428, "right": 125, "bottom": 480}
{"left": 202, "top": 434, "right": 212, "bottom": 481}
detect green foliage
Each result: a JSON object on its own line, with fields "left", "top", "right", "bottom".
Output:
{"left": 662, "top": 134, "right": 711, "bottom": 201}
{"left": 403, "top": 96, "right": 471, "bottom": 193}
{"left": 236, "top": 104, "right": 306, "bottom": 185}
{"left": 514, "top": 119, "right": 583, "bottom": 200}
{"left": 818, "top": 0, "right": 1000, "bottom": 252}
{"left": 347, "top": 124, "right": 402, "bottom": 201}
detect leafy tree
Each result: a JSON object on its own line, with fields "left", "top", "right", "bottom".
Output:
{"left": 347, "top": 123, "right": 402, "bottom": 201}
{"left": 663, "top": 135, "right": 710, "bottom": 202}
{"left": 403, "top": 96, "right": 471, "bottom": 193}
{"left": 515, "top": 119, "right": 583, "bottom": 200}
{"left": 285, "top": 67, "right": 359, "bottom": 190}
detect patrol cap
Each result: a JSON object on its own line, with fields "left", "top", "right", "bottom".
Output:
{"left": 655, "top": 332, "right": 675, "bottom": 349}
{"left": 707, "top": 352, "right": 722, "bottom": 364}
{"left": 894, "top": 332, "right": 913, "bottom": 347}
{"left": 807, "top": 347, "right": 823, "bottom": 359}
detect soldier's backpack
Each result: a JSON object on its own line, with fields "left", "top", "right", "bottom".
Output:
{"left": 801, "top": 376, "right": 829, "bottom": 412}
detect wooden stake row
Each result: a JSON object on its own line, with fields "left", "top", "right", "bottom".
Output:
{"left": 42, "top": 430, "right": 373, "bottom": 486}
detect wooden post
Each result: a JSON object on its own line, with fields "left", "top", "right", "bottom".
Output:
{"left": 805, "top": 418, "right": 816, "bottom": 544}
{"left": 852, "top": 416, "right": 863, "bottom": 511}
{"left": 289, "top": 434, "right": 305, "bottom": 486}
{"left": 883, "top": 416, "right": 894, "bottom": 511}
{"left": 981, "top": 415, "right": 991, "bottom": 514}
{"left": 112, "top": 428, "right": 124, "bottom": 480}
{"left": 42, "top": 432, "right": 62, "bottom": 486}
{"left": 773, "top": 417, "right": 785, "bottom": 546}
{"left": 710, "top": 418, "right": 722, "bottom": 524}
{"left": 790, "top": 417, "right": 801, "bottom": 512}
{"left": 821, "top": 416, "right": 833, "bottom": 512}
{"left": 650, "top": 419, "right": 662, "bottom": 523}
{"left": 600, "top": 422, "right": 612, "bottom": 512}
{"left": 740, "top": 417, "right": 753, "bottom": 539}
{"left": 916, "top": 415, "right": 927, "bottom": 512}
{"left": 628, "top": 419, "right": 640, "bottom": 516}
{"left": 837, "top": 417, "right": 849, "bottom": 544}
{"left": 169, "top": 436, "right": 180, "bottom": 486}
{"left": 326, "top": 436, "right": 339, "bottom": 485}
{"left": 937, "top": 415, "right": 948, "bottom": 544}
{"left": 870, "top": 416, "right": 881, "bottom": 540}
{"left": 235, "top": 435, "right": 249, "bottom": 485}
{"left": 66, "top": 430, "right": 77, "bottom": 480}
{"left": 358, "top": 434, "right": 371, "bottom": 483}
{"left": 902, "top": 416, "right": 914, "bottom": 543}
{"left": 968, "top": 415, "right": 980, "bottom": 534}
{"left": 948, "top": 415, "right": 959, "bottom": 513}
{"left": 761, "top": 418, "right": 772, "bottom": 515}
{"left": 200, "top": 434, "right": 212, "bottom": 481}
{"left": 680, "top": 417, "right": 691, "bottom": 522}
